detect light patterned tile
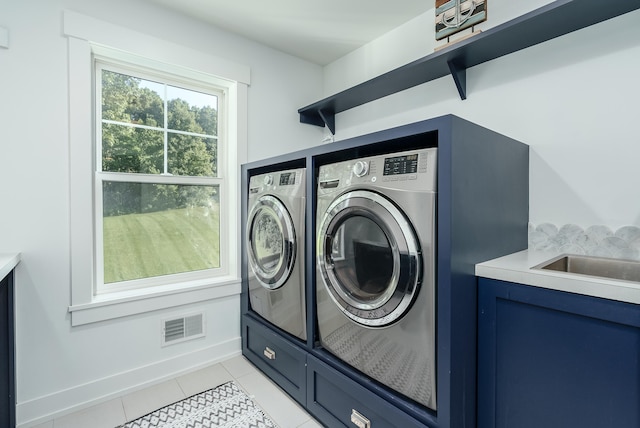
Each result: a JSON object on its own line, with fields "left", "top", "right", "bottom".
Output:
{"left": 53, "top": 398, "right": 125, "bottom": 428}
{"left": 616, "top": 225, "right": 640, "bottom": 244}
{"left": 121, "top": 379, "right": 185, "bottom": 422}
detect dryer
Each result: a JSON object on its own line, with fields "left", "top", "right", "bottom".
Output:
{"left": 316, "top": 148, "right": 437, "bottom": 410}
{"left": 247, "top": 168, "right": 306, "bottom": 341}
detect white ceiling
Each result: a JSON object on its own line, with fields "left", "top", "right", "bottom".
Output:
{"left": 140, "top": 0, "right": 434, "bottom": 65}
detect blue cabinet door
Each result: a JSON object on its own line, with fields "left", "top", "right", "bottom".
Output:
{"left": 478, "top": 278, "right": 640, "bottom": 428}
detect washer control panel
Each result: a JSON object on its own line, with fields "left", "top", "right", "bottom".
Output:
{"left": 318, "top": 147, "right": 437, "bottom": 193}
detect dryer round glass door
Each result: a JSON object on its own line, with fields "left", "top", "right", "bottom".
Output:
{"left": 247, "top": 195, "right": 296, "bottom": 289}
{"left": 317, "top": 190, "right": 422, "bottom": 326}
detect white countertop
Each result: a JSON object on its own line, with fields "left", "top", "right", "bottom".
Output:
{"left": 0, "top": 253, "right": 21, "bottom": 282}
{"left": 476, "top": 250, "right": 640, "bottom": 305}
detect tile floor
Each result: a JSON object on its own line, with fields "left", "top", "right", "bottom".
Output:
{"left": 30, "top": 355, "right": 322, "bottom": 428}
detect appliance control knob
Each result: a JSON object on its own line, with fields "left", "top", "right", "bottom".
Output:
{"left": 352, "top": 161, "right": 369, "bottom": 177}
{"left": 263, "top": 175, "right": 273, "bottom": 186}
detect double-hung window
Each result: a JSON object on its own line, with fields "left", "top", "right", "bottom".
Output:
{"left": 94, "top": 60, "right": 229, "bottom": 293}
{"left": 66, "top": 11, "right": 249, "bottom": 325}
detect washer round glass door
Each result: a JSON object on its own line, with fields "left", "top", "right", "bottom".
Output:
{"left": 247, "top": 195, "right": 296, "bottom": 290}
{"left": 317, "top": 190, "right": 422, "bottom": 326}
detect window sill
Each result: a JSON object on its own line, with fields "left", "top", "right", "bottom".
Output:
{"left": 68, "top": 276, "right": 241, "bottom": 326}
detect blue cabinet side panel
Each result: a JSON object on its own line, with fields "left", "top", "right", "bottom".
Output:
{"left": 0, "top": 276, "right": 9, "bottom": 425}
{"left": 441, "top": 116, "right": 529, "bottom": 428}
{"left": 0, "top": 272, "right": 14, "bottom": 427}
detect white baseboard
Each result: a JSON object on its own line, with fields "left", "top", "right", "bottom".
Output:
{"left": 17, "top": 337, "right": 242, "bottom": 427}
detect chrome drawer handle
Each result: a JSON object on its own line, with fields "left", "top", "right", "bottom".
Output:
{"left": 263, "top": 346, "right": 276, "bottom": 360}
{"left": 351, "top": 409, "right": 370, "bottom": 428}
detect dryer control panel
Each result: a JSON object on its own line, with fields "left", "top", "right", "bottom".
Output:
{"left": 318, "top": 147, "right": 437, "bottom": 194}
{"left": 249, "top": 168, "right": 306, "bottom": 198}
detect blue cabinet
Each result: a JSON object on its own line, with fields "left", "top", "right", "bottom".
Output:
{"left": 242, "top": 115, "right": 529, "bottom": 428}
{"left": 478, "top": 278, "right": 640, "bottom": 428}
{"left": 0, "top": 269, "right": 15, "bottom": 428}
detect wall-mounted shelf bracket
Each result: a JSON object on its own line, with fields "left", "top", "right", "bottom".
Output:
{"left": 299, "top": 108, "right": 336, "bottom": 135}
{"left": 447, "top": 60, "right": 467, "bottom": 100}
{"left": 318, "top": 109, "right": 336, "bottom": 135}
{"left": 299, "top": 110, "right": 325, "bottom": 128}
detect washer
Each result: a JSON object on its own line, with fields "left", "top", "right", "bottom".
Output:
{"left": 247, "top": 168, "right": 306, "bottom": 341}
{"left": 316, "top": 148, "right": 437, "bottom": 410}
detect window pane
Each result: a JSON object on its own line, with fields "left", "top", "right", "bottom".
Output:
{"left": 102, "top": 70, "right": 164, "bottom": 127}
{"left": 102, "top": 124, "right": 164, "bottom": 174}
{"left": 167, "top": 85, "right": 218, "bottom": 135}
{"left": 102, "top": 181, "right": 220, "bottom": 284}
{"left": 168, "top": 133, "right": 217, "bottom": 177}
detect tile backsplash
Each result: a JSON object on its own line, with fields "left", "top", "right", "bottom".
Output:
{"left": 529, "top": 223, "right": 640, "bottom": 260}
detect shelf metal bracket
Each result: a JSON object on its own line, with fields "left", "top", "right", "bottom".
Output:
{"left": 299, "top": 111, "right": 325, "bottom": 128}
{"left": 299, "top": 108, "right": 335, "bottom": 134}
{"left": 447, "top": 60, "right": 467, "bottom": 100}
{"left": 318, "top": 109, "right": 336, "bottom": 135}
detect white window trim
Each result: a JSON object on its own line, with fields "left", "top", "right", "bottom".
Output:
{"left": 65, "top": 11, "right": 249, "bottom": 326}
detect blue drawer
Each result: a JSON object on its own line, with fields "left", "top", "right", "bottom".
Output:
{"left": 307, "top": 354, "right": 430, "bottom": 428}
{"left": 242, "top": 314, "right": 306, "bottom": 406}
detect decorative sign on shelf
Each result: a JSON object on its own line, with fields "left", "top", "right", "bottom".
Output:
{"left": 435, "top": 0, "right": 487, "bottom": 47}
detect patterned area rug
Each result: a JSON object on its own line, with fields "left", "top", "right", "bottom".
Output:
{"left": 117, "top": 381, "right": 278, "bottom": 428}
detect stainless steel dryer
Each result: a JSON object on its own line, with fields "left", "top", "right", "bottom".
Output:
{"left": 247, "top": 168, "right": 306, "bottom": 340}
{"left": 316, "top": 148, "right": 437, "bottom": 410}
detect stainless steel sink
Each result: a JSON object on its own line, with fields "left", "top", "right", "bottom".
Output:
{"left": 534, "top": 254, "right": 640, "bottom": 283}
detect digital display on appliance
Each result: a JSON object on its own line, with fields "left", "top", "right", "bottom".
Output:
{"left": 383, "top": 154, "right": 419, "bottom": 176}
{"left": 279, "top": 172, "right": 296, "bottom": 185}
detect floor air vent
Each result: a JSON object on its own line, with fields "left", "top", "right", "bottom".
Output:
{"left": 162, "top": 313, "right": 205, "bottom": 346}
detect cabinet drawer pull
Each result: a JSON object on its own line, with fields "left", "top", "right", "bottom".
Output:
{"left": 263, "top": 346, "right": 276, "bottom": 360}
{"left": 351, "top": 409, "right": 370, "bottom": 428}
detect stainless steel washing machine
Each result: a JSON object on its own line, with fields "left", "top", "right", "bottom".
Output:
{"left": 316, "top": 148, "right": 437, "bottom": 410}
{"left": 247, "top": 168, "right": 306, "bottom": 340}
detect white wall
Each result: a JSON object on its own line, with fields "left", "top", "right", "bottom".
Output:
{"left": 321, "top": 4, "right": 640, "bottom": 229}
{"left": 0, "top": 0, "right": 322, "bottom": 425}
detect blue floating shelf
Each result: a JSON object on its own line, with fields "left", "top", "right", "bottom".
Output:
{"left": 299, "top": 0, "right": 640, "bottom": 134}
